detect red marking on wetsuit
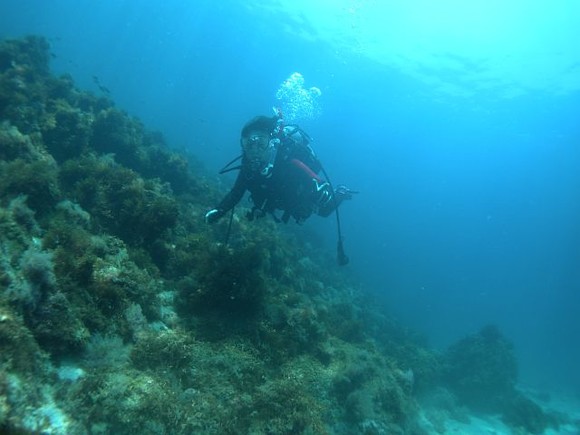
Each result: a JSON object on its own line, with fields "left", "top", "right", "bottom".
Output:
{"left": 290, "top": 158, "right": 321, "bottom": 181}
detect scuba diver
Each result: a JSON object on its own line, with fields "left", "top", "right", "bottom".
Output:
{"left": 205, "top": 111, "right": 357, "bottom": 264}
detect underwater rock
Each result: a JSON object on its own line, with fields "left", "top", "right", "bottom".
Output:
{"left": 178, "top": 243, "right": 266, "bottom": 320}
{"left": 59, "top": 154, "right": 179, "bottom": 246}
{"left": 90, "top": 107, "right": 198, "bottom": 195}
{"left": 501, "top": 392, "right": 560, "bottom": 434}
{"left": 0, "top": 34, "right": 460, "bottom": 433}
{"left": 443, "top": 324, "right": 518, "bottom": 412}
{"left": 0, "top": 157, "right": 60, "bottom": 216}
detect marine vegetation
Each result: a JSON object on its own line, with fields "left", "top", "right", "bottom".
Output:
{"left": 442, "top": 325, "right": 561, "bottom": 434}
{"left": 0, "top": 35, "right": 572, "bottom": 434}
{"left": 442, "top": 324, "right": 518, "bottom": 412}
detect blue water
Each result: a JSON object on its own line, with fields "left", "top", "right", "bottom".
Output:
{"left": 2, "top": 0, "right": 579, "bottom": 392}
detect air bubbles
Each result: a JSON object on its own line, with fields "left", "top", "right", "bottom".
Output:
{"left": 275, "top": 72, "right": 322, "bottom": 123}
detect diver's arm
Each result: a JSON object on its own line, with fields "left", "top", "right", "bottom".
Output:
{"left": 205, "top": 172, "right": 247, "bottom": 223}
{"left": 218, "top": 172, "right": 247, "bottom": 212}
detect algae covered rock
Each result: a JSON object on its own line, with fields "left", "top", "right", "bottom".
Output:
{"left": 0, "top": 121, "right": 61, "bottom": 217}
{"left": 501, "top": 392, "right": 560, "bottom": 434}
{"left": 0, "top": 36, "right": 51, "bottom": 128}
{"left": 443, "top": 324, "right": 517, "bottom": 412}
{"left": 59, "top": 154, "right": 178, "bottom": 246}
{"left": 90, "top": 107, "right": 198, "bottom": 195}
{"left": 0, "top": 34, "right": 444, "bottom": 434}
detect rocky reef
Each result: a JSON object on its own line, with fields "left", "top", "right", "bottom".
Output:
{"left": 0, "top": 35, "right": 431, "bottom": 434}
{"left": 441, "top": 325, "right": 562, "bottom": 434}
{"left": 0, "top": 36, "right": 572, "bottom": 434}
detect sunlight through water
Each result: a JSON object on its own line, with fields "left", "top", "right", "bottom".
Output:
{"left": 253, "top": 0, "right": 580, "bottom": 98}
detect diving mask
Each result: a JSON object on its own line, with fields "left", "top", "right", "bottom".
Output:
{"left": 242, "top": 133, "right": 270, "bottom": 154}
{"left": 242, "top": 132, "right": 278, "bottom": 176}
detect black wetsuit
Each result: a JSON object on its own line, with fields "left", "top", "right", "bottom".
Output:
{"left": 216, "top": 128, "right": 335, "bottom": 223}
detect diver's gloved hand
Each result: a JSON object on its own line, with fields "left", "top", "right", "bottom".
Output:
{"left": 204, "top": 208, "right": 224, "bottom": 224}
{"left": 334, "top": 184, "right": 358, "bottom": 200}
{"left": 312, "top": 179, "right": 333, "bottom": 207}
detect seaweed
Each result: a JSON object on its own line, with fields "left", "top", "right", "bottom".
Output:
{"left": 0, "top": 158, "right": 60, "bottom": 216}
{"left": 59, "top": 154, "right": 178, "bottom": 247}
{"left": 176, "top": 242, "right": 267, "bottom": 341}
